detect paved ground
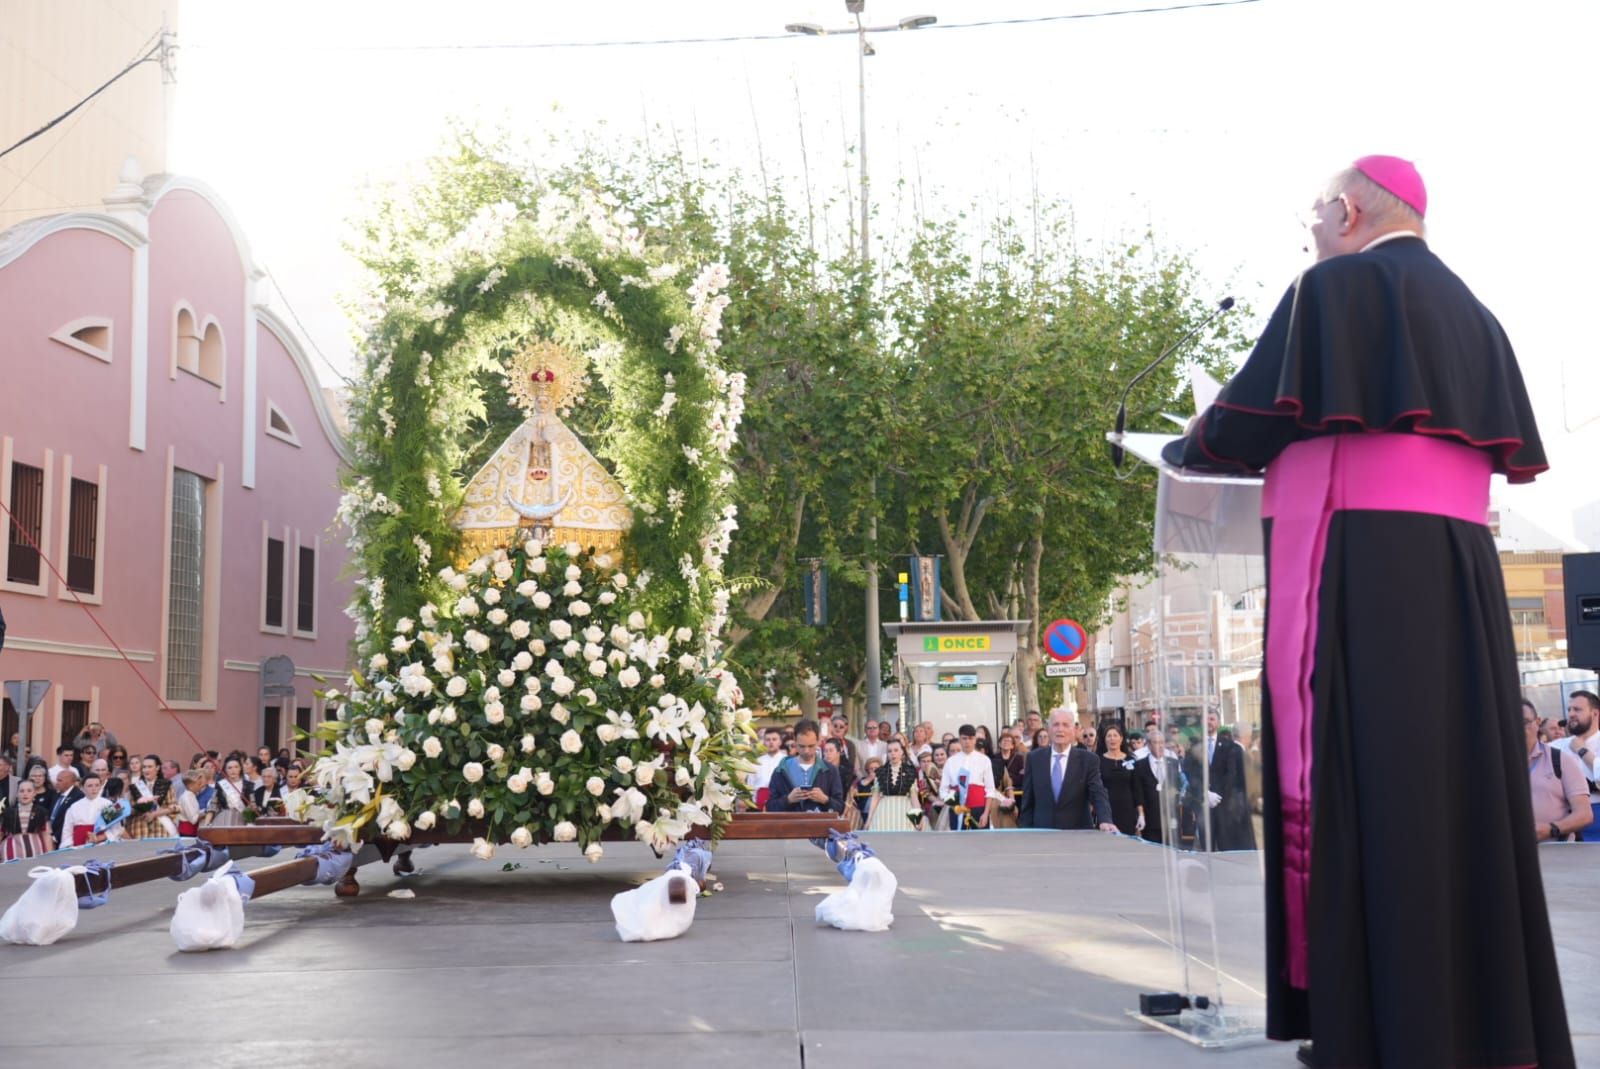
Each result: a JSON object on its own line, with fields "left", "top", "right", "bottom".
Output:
{"left": 0, "top": 832, "right": 1595, "bottom": 1067}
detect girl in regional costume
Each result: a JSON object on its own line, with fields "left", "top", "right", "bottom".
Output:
{"left": 868, "top": 741, "right": 920, "bottom": 832}
{"left": 1, "top": 780, "right": 55, "bottom": 860}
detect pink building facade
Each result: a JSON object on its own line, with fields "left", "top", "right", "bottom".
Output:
{"left": 0, "top": 167, "right": 354, "bottom": 764}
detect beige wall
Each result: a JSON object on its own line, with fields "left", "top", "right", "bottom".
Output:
{"left": 0, "top": 0, "right": 175, "bottom": 226}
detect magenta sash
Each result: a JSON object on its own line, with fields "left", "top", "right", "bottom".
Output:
{"left": 1262, "top": 432, "right": 1490, "bottom": 989}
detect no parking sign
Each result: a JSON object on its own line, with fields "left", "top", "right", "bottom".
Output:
{"left": 1043, "top": 618, "right": 1087, "bottom": 662}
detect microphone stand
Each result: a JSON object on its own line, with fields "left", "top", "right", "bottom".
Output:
{"left": 1110, "top": 297, "right": 1235, "bottom": 469}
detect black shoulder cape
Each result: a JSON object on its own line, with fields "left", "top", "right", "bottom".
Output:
{"left": 1163, "top": 236, "right": 1546, "bottom": 482}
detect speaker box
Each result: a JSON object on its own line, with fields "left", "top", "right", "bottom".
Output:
{"left": 1564, "top": 553, "right": 1600, "bottom": 670}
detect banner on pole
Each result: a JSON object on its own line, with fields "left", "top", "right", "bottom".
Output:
{"left": 910, "top": 555, "right": 941, "bottom": 621}
{"left": 802, "top": 560, "right": 829, "bottom": 627}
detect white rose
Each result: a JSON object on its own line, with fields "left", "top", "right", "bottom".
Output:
{"left": 395, "top": 616, "right": 415, "bottom": 634}
{"left": 648, "top": 674, "right": 665, "bottom": 689}
{"left": 563, "top": 640, "right": 581, "bottom": 658}
{"left": 578, "top": 688, "right": 598, "bottom": 706}
{"left": 596, "top": 724, "right": 620, "bottom": 744}
{"left": 386, "top": 817, "right": 412, "bottom": 841}
{"left": 455, "top": 596, "right": 479, "bottom": 616}
{"left": 563, "top": 581, "right": 583, "bottom": 597}
{"left": 516, "top": 580, "right": 537, "bottom": 598}
{"left": 485, "top": 743, "right": 505, "bottom": 763}
{"left": 529, "top": 558, "right": 547, "bottom": 575}
{"left": 419, "top": 603, "right": 438, "bottom": 627}
{"left": 586, "top": 776, "right": 606, "bottom": 797}
{"left": 628, "top": 611, "right": 647, "bottom": 630}
{"left": 433, "top": 655, "right": 454, "bottom": 676}
{"left": 414, "top": 810, "right": 437, "bottom": 830}
{"left": 618, "top": 667, "right": 641, "bottom": 688}
{"left": 449, "top": 573, "right": 470, "bottom": 592}
{"left": 470, "top": 838, "right": 495, "bottom": 860}
{"left": 583, "top": 642, "right": 602, "bottom": 662}
{"left": 510, "top": 618, "right": 531, "bottom": 640}
{"left": 494, "top": 560, "right": 515, "bottom": 582}
{"left": 446, "top": 676, "right": 468, "bottom": 698}
{"left": 395, "top": 748, "right": 417, "bottom": 771}
{"left": 560, "top": 729, "right": 583, "bottom": 754}
{"left": 519, "top": 693, "right": 542, "bottom": 713}
{"left": 565, "top": 564, "right": 582, "bottom": 581}
{"left": 369, "top": 653, "right": 389, "bottom": 672}
{"left": 528, "top": 639, "right": 546, "bottom": 656}
{"left": 462, "top": 761, "right": 484, "bottom": 783}
{"left": 612, "top": 572, "right": 629, "bottom": 589}
{"left": 484, "top": 686, "right": 501, "bottom": 702}
{"left": 521, "top": 733, "right": 537, "bottom": 753}
{"left": 658, "top": 694, "right": 677, "bottom": 709}
{"left": 512, "top": 651, "right": 533, "bottom": 672}
{"left": 532, "top": 591, "right": 552, "bottom": 610}
{"left": 570, "top": 600, "right": 591, "bottom": 617}
{"left": 550, "top": 619, "right": 573, "bottom": 641}
{"left": 440, "top": 705, "right": 458, "bottom": 725}
{"left": 551, "top": 676, "right": 575, "bottom": 696}
{"left": 615, "top": 755, "right": 635, "bottom": 774}
{"left": 510, "top": 826, "right": 533, "bottom": 848}
{"left": 536, "top": 772, "right": 555, "bottom": 796}
{"left": 483, "top": 587, "right": 502, "bottom": 606}
{"left": 552, "top": 820, "right": 577, "bottom": 842}
{"left": 678, "top": 653, "right": 697, "bottom": 672}
{"left": 675, "top": 627, "right": 693, "bottom": 643}
{"left": 497, "top": 669, "right": 516, "bottom": 688}
{"left": 584, "top": 843, "right": 604, "bottom": 863}
{"left": 468, "top": 557, "right": 489, "bottom": 576}
{"left": 467, "top": 797, "right": 485, "bottom": 818}
{"left": 596, "top": 803, "right": 613, "bottom": 822}
{"left": 545, "top": 659, "right": 565, "bottom": 679}
{"left": 675, "top": 766, "right": 693, "bottom": 787}
{"left": 635, "top": 762, "right": 657, "bottom": 786}
{"left": 465, "top": 630, "right": 490, "bottom": 654}
{"left": 588, "top": 659, "right": 607, "bottom": 677}
{"left": 365, "top": 718, "right": 385, "bottom": 741}
{"left": 549, "top": 703, "right": 570, "bottom": 725}
{"left": 485, "top": 702, "right": 506, "bottom": 725}
{"left": 507, "top": 771, "right": 529, "bottom": 794}
{"left": 599, "top": 591, "right": 617, "bottom": 604}
{"left": 487, "top": 607, "right": 508, "bottom": 626}
{"left": 423, "top": 736, "right": 443, "bottom": 759}
{"left": 391, "top": 635, "right": 412, "bottom": 653}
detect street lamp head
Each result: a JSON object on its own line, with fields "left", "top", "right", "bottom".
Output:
{"left": 898, "top": 14, "right": 937, "bottom": 29}
{"left": 846, "top": 0, "right": 866, "bottom": 12}
{"left": 785, "top": 21, "right": 825, "bottom": 35}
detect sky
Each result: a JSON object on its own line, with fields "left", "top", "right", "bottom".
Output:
{"left": 168, "top": 0, "right": 1600, "bottom": 542}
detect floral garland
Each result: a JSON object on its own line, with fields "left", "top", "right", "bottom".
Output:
{"left": 295, "top": 540, "right": 756, "bottom": 857}
{"left": 337, "top": 190, "right": 746, "bottom": 652}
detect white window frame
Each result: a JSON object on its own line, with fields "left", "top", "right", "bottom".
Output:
{"left": 291, "top": 532, "right": 320, "bottom": 639}
{"left": 55, "top": 456, "right": 108, "bottom": 604}
{"left": 0, "top": 437, "right": 54, "bottom": 597}
{"left": 264, "top": 399, "right": 301, "bottom": 447}
{"left": 49, "top": 316, "right": 114, "bottom": 363}
{"left": 158, "top": 451, "right": 224, "bottom": 710}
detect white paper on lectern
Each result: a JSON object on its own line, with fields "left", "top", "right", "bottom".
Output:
{"left": 1191, "top": 367, "right": 1225, "bottom": 412}
{"left": 1109, "top": 431, "right": 1265, "bottom": 557}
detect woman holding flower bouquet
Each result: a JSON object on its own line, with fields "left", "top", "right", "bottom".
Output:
{"left": 867, "top": 739, "right": 920, "bottom": 832}
{"left": 125, "top": 757, "right": 178, "bottom": 839}
{"left": 203, "top": 757, "right": 253, "bottom": 827}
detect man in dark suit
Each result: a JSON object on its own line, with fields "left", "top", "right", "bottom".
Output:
{"left": 1135, "top": 731, "right": 1183, "bottom": 844}
{"left": 1020, "top": 709, "right": 1116, "bottom": 831}
{"left": 1184, "top": 712, "right": 1256, "bottom": 851}
{"left": 47, "top": 766, "right": 83, "bottom": 845}
{"left": 766, "top": 718, "right": 846, "bottom": 814}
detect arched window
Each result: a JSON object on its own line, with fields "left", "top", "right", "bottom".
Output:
{"left": 174, "top": 305, "right": 200, "bottom": 376}
{"left": 198, "top": 320, "right": 224, "bottom": 384}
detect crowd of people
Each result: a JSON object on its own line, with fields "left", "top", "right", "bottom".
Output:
{"left": 0, "top": 721, "right": 309, "bottom": 861}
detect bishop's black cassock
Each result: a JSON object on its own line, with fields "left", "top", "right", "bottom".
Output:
{"left": 1165, "top": 234, "right": 1573, "bottom": 1069}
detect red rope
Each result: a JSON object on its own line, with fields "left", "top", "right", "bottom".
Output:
{"left": 0, "top": 497, "right": 212, "bottom": 756}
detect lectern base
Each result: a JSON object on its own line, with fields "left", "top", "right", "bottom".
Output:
{"left": 1127, "top": 1006, "right": 1267, "bottom": 1049}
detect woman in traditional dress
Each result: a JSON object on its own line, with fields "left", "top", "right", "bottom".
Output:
{"left": 867, "top": 740, "right": 919, "bottom": 832}
{"left": 1, "top": 779, "right": 54, "bottom": 859}
{"left": 915, "top": 747, "right": 947, "bottom": 831}
{"left": 125, "top": 756, "right": 179, "bottom": 839}
{"left": 1097, "top": 725, "right": 1144, "bottom": 837}
{"left": 203, "top": 757, "right": 252, "bottom": 827}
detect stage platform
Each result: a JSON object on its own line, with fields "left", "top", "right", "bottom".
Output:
{"left": 1, "top": 832, "right": 1596, "bottom": 1067}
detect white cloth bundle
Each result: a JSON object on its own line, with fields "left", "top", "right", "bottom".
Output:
{"left": 170, "top": 862, "right": 247, "bottom": 952}
{"left": 0, "top": 866, "right": 79, "bottom": 945}
{"left": 611, "top": 863, "right": 698, "bottom": 942}
{"left": 815, "top": 855, "right": 897, "bottom": 931}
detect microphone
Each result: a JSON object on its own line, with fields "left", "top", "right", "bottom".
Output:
{"left": 1110, "top": 297, "right": 1235, "bottom": 470}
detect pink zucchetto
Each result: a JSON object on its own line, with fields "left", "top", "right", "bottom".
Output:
{"left": 1353, "top": 154, "right": 1426, "bottom": 218}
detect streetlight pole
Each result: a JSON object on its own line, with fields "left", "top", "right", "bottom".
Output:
{"left": 786, "top": 3, "right": 936, "bottom": 727}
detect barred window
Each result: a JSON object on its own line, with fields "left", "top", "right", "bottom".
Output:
{"left": 60, "top": 700, "right": 89, "bottom": 749}
{"left": 66, "top": 477, "right": 98, "bottom": 593}
{"left": 7, "top": 462, "right": 43, "bottom": 585}
{"left": 166, "top": 470, "right": 206, "bottom": 700}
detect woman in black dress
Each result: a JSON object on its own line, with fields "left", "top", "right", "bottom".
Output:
{"left": 1098, "top": 725, "right": 1145, "bottom": 837}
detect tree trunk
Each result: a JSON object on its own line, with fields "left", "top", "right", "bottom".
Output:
{"left": 797, "top": 677, "right": 819, "bottom": 720}
{"left": 1016, "top": 518, "right": 1046, "bottom": 716}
